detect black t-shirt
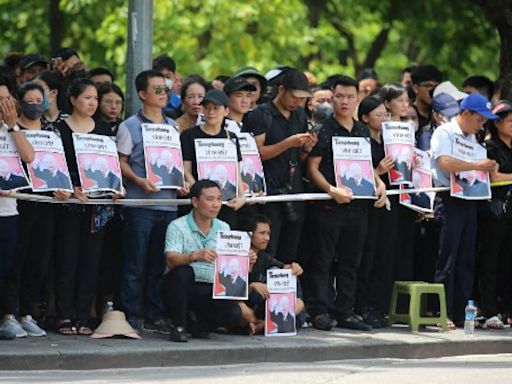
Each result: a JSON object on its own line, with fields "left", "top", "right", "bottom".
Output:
{"left": 486, "top": 136, "right": 512, "bottom": 200}
{"left": 180, "top": 125, "right": 242, "bottom": 182}
{"left": 309, "top": 116, "right": 371, "bottom": 209}
{"left": 413, "top": 104, "right": 431, "bottom": 131}
{"left": 244, "top": 101, "right": 308, "bottom": 193}
{"left": 249, "top": 250, "right": 284, "bottom": 284}
{"left": 55, "top": 119, "right": 114, "bottom": 187}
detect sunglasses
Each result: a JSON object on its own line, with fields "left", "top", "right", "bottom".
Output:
{"left": 151, "top": 86, "right": 170, "bottom": 95}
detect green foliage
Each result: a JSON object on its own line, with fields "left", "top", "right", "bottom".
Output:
{"left": 0, "top": 0, "right": 503, "bottom": 89}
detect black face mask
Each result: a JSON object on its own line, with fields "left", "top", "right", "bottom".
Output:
{"left": 21, "top": 101, "right": 45, "bottom": 120}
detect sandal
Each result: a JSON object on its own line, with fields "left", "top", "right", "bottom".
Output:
{"left": 57, "top": 321, "right": 77, "bottom": 336}
{"left": 76, "top": 321, "right": 93, "bottom": 336}
{"left": 483, "top": 315, "right": 505, "bottom": 330}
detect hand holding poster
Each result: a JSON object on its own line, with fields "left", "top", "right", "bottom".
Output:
{"left": 265, "top": 269, "right": 297, "bottom": 337}
{"left": 195, "top": 138, "right": 239, "bottom": 201}
{"left": 213, "top": 230, "right": 250, "bottom": 300}
{"left": 73, "top": 133, "right": 123, "bottom": 194}
{"left": 142, "top": 124, "right": 184, "bottom": 189}
{"left": 383, "top": 121, "right": 415, "bottom": 185}
{"left": 238, "top": 132, "right": 266, "bottom": 196}
{"left": 0, "top": 131, "right": 30, "bottom": 191}
{"left": 25, "top": 131, "right": 72, "bottom": 192}
{"left": 450, "top": 137, "right": 491, "bottom": 200}
{"left": 399, "top": 149, "right": 434, "bottom": 213}
{"left": 332, "top": 136, "right": 376, "bottom": 199}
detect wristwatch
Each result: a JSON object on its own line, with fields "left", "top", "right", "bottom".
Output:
{"left": 7, "top": 124, "right": 20, "bottom": 132}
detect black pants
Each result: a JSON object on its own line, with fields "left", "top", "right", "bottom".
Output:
{"left": 434, "top": 193, "right": 477, "bottom": 322}
{"left": 308, "top": 203, "right": 368, "bottom": 317}
{"left": 393, "top": 204, "right": 417, "bottom": 282}
{"left": 414, "top": 218, "right": 439, "bottom": 283}
{"left": 259, "top": 202, "right": 305, "bottom": 264}
{"left": 356, "top": 201, "right": 398, "bottom": 315}
{"left": 54, "top": 206, "right": 106, "bottom": 321}
{"left": 160, "top": 265, "right": 242, "bottom": 329}
{"left": 0, "top": 201, "right": 55, "bottom": 316}
{"left": 0, "top": 215, "right": 18, "bottom": 301}
{"left": 477, "top": 215, "right": 512, "bottom": 317}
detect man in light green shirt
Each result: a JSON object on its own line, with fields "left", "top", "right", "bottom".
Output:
{"left": 162, "top": 179, "right": 256, "bottom": 342}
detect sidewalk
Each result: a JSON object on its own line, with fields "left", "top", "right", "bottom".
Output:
{"left": 2, "top": 325, "right": 512, "bottom": 370}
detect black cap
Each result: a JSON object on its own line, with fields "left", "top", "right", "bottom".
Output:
{"left": 223, "top": 76, "right": 257, "bottom": 96}
{"left": 280, "top": 69, "right": 312, "bottom": 98}
{"left": 19, "top": 54, "right": 47, "bottom": 70}
{"left": 201, "top": 89, "right": 229, "bottom": 107}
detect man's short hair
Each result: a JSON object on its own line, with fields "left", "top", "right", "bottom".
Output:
{"left": 246, "top": 214, "right": 272, "bottom": 233}
{"left": 88, "top": 67, "right": 114, "bottom": 82}
{"left": 190, "top": 179, "right": 221, "bottom": 199}
{"left": 462, "top": 75, "right": 494, "bottom": 100}
{"left": 411, "top": 65, "right": 442, "bottom": 85}
{"left": 330, "top": 75, "right": 359, "bottom": 92}
{"left": 135, "top": 69, "right": 164, "bottom": 93}
{"left": 152, "top": 54, "right": 176, "bottom": 74}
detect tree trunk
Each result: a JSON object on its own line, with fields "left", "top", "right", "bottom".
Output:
{"left": 472, "top": 0, "right": 512, "bottom": 98}
{"left": 48, "top": 0, "right": 66, "bottom": 55}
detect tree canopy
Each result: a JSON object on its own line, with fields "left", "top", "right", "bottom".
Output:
{"left": 0, "top": 0, "right": 503, "bottom": 87}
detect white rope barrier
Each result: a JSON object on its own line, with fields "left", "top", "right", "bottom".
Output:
{"left": 4, "top": 186, "right": 454, "bottom": 206}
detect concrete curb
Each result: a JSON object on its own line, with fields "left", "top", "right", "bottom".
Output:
{"left": 2, "top": 327, "right": 512, "bottom": 370}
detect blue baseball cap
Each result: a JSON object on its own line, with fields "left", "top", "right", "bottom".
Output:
{"left": 432, "top": 93, "right": 460, "bottom": 117}
{"left": 460, "top": 93, "right": 499, "bottom": 120}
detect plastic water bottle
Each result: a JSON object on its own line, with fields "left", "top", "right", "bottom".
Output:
{"left": 106, "top": 301, "right": 114, "bottom": 313}
{"left": 464, "top": 300, "right": 477, "bottom": 336}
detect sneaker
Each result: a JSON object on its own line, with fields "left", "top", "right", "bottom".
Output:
{"left": 337, "top": 314, "right": 372, "bottom": 331}
{"left": 143, "top": 319, "right": 171, "bottom": 334}
{"left": 20, "top": 315, "right": 47, "bottom": 337}
{"left": 312, "top": 313, "right": 337, "bottom": 331}
{"left": 0, "top": 327, "right": 16, "bottom": 340}
{"left": 0, "top": 317, "right": 28, "bottom": 338}
{"left": 361, "top": 311, "right": 386, "bottom": 329}
{"left": 169, "top": 326, "right": 188, "bottom": 342}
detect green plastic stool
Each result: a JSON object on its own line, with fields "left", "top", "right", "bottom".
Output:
{"left": 388, "top": 281, "right": 448, "bottom": 332}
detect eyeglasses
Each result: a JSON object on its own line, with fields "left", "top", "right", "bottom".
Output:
{"left": 102, "top": 100, "right": 124, "bottom": 106}
{"left": 150, "top": 86, "right": 170, "bottom": 95}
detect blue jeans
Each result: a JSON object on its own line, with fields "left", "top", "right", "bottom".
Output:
{"left": 119, "top": 208, "right": 176, "bottom": 323}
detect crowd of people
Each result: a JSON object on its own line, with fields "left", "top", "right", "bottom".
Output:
{"left": 0, "top": 47, "right": 510, "bottom": 343}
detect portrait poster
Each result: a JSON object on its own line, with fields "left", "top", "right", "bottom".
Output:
{"left": 238, "top": 132, "right": 266, "bottom": 196}
{"left": 213, "top": 230, "right": 251, "bottom": 300}
{"left": 332, "top": 136, "right": 376, "bottom": 199}
{"left": 25, "top": 130, "right": 72, "bottom": 192}
{"left": 0, "top": 131, "right": 30, "bottom": 191}
{"left": 265, "top": 269, "right": 297, "bottom": 337}
{"left": 382, "top": 121, "right": 415, "bottom": 186}
{"left": 399, "top": 149, "right": 434, "bottom": 213}
{"left": 195, "top": 138, "right": 239, "bottom": 201}
{"left": 142, "top": 123, "right": 184, "bottom": 189}
{"left": 450, "top": 137, "right": 491, "bottom": 200}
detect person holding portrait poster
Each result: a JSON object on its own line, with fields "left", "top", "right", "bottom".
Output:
{"left": 161, "top": 180, "right": 258, "bottom": 342}
{"left": 116, "top": 70, "right": 187, "bottom": 333}
{"left": 181, "top": 89, "right": 245, "bottom": 227}
{"left": 307, "top": 76, "right": 387, "bottom": 332}
{"left": 431, "top": 93, "right": 498, "bottom": 328}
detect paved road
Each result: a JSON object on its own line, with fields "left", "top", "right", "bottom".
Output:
{"left": 1, "top": 353, "right": 511, "bottom": 383}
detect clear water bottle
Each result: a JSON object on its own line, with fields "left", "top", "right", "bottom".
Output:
{"left": 464, "top": 300, "right": 477, "bottom": 336}
{"left": 106, "top": 301, "right": 114, "bottom": 313}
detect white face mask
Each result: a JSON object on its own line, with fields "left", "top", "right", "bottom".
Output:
{"left": 164, "top": 78, "right": 174, "bottom": 90}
